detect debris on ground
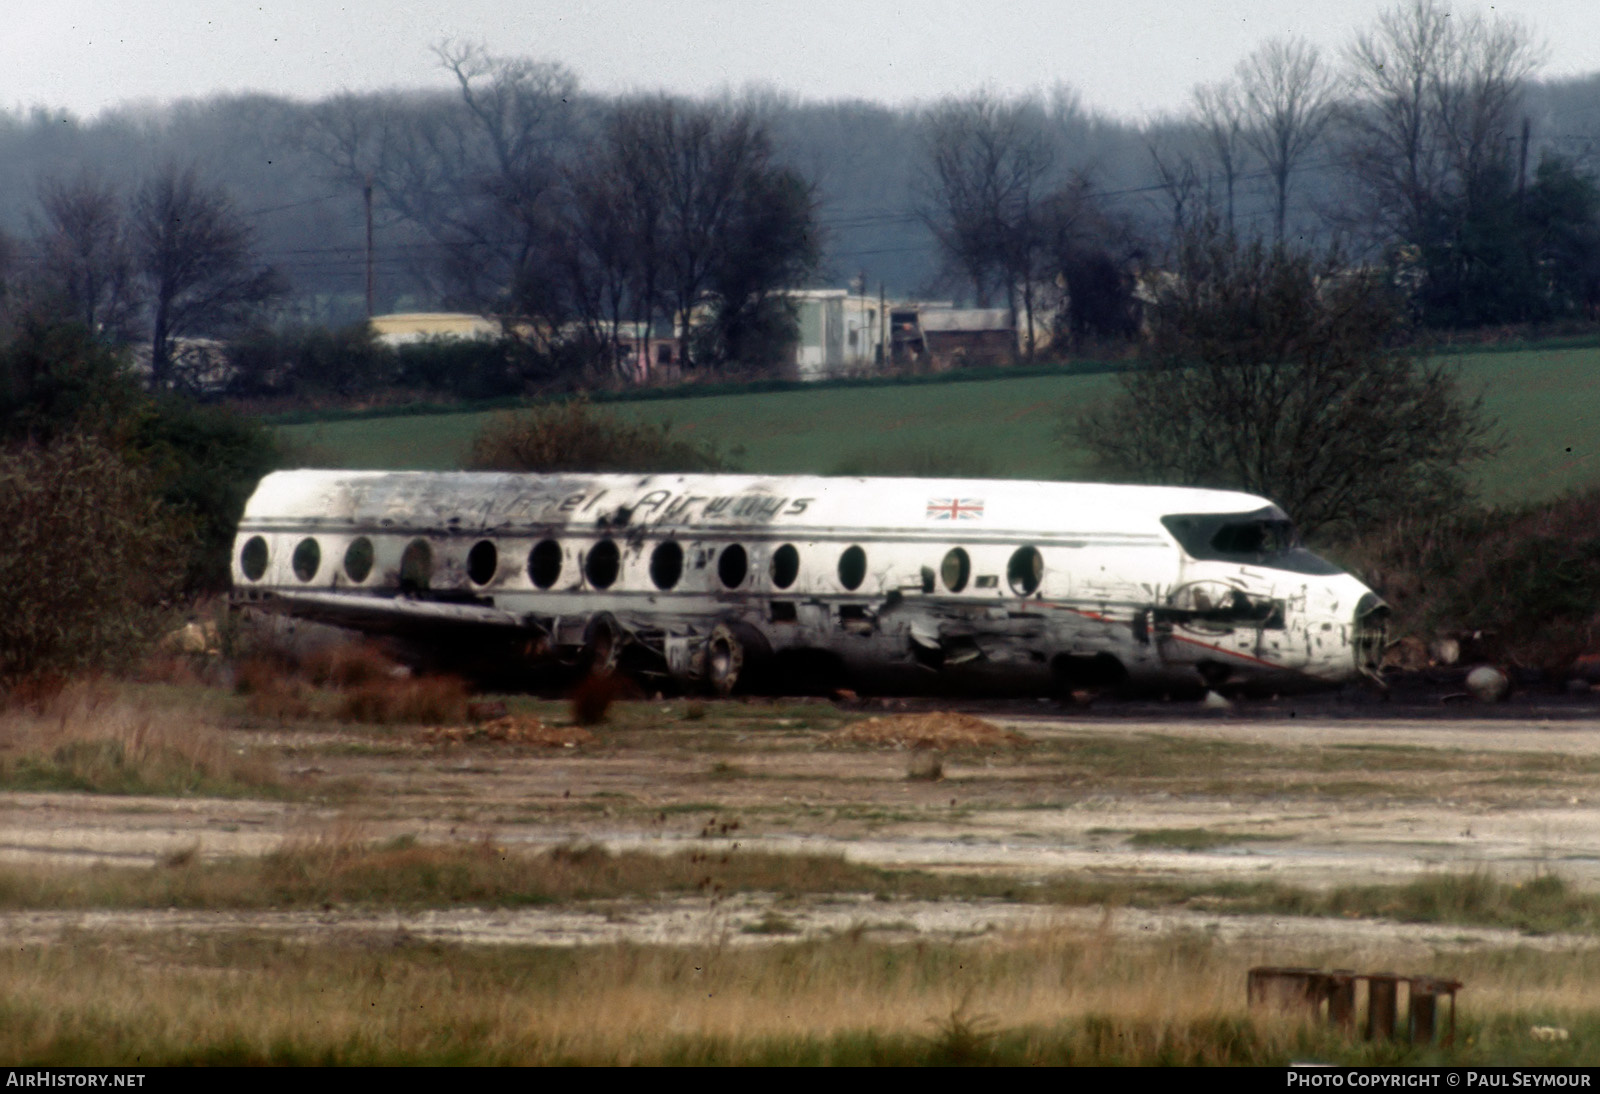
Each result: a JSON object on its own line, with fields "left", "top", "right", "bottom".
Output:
{"left": 1572, "top": 652, "right": 1600, "bottom": 684}
{"left": 1382, "top": 636, "right": 1429, "bottom": 673}
{"left": 422, "top": 716, "right": 595, "bottom": 748}
{"left": 1464, "top": 665, "right": 1511, "bottom": 703}
{"left": 466, "top": 699, "right": 510, "bottom": 723}
{"left": 825, "top": 712, "right": 1028, "bottom": 750}
{"left": 161, "top": 620, "right": 221, "bottom": 656}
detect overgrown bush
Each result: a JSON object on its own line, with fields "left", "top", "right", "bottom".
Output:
{"left": 227, "top": 322, "right": 393, "bottom": 400}
{"left": 0, "top": 316, "right": 145, "bottom": 444}
{"left": 0, "top": 319, "right": 279, "bottom": 595}
{"left": 1074, "top": 221, "right": 1497, "bottom": 538}
{"left": 465, "top": 397, "right": 727, "bottom": 472}
{"left": 131, "top": 396, "right": 280, "bottom": 592}
{"left": 1339, "top": 490, "right": 1600, "bottom": 670}
{"left": 395, "top": 336, "right": 596, "bottom": 400}
{"left": 0, "top": 433, "right": 185, "bottom": 686}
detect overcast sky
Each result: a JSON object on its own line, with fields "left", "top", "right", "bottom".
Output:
{"left": 9, "top": 1, "right": 1600, "bottom": 123}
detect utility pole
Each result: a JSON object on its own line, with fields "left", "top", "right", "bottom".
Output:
{"left": 1518, "top": 117, "right": 1531, "bottom": 199}
{"left": 364, "top": 175, "right": 375, "bottom": 318}
{"left": 877, "top": 281, "right": 886, "bottom": 368}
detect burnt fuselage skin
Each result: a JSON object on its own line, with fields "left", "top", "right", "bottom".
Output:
{"left": 231, "top": 471, "right": 1386, "bottom": 694}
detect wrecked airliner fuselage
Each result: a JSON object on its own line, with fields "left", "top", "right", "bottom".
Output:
{"left": 231, "top": 471, "right": 1388, "bottom": 695}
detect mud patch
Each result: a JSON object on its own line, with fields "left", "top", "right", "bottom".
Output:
{"left": 7, "top": 898, "right": 1594, "bottom": 957}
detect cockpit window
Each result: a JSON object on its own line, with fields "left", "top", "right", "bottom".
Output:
{"left": 1161, "top": 508, "right": 1342, "bottom": 575}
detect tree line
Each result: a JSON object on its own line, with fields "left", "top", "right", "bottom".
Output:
{"left": 923, "top": 0, "right": 1600, "bottom": 353}
{"left": 0, "top": 1, "right": 1597, "bottom": 381}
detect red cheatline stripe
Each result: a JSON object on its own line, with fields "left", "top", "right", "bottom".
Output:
{"left": 1048, "top": 603, "right": 1112, "bottom": 622}
{"left": 1168, "top": 633, "right": 1282, "bottom": 670}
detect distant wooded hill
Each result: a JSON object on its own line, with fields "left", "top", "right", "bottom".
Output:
{"left": 1, "top": 68, "right": 1595, "bottom": 324}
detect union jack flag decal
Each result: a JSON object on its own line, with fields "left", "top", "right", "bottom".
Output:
{"left": 926, "top": 497, "right": 984, "bottom": 520}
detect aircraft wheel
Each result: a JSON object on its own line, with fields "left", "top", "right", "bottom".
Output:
{"left": 581, "top": 612, "right": 622, "bottom": 678}
{"left": 706, "top": 622, "right": 770, "bottom": 696}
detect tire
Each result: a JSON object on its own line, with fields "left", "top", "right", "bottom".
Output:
{"left": 705, "top": 621, "right": 770, "bottom": 696}
{"left": 581, "top": 612, "right": 622, "bottom": 678}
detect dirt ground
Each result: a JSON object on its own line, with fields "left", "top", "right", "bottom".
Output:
{"left": 8, "top": 696, "right": 1600, "bottom": 952}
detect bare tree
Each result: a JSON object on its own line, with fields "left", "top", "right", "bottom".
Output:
{"left": 433, "top": 42, "right": 578, "bottom": 311}
{"left": 33, "top": 172, "right": 139, "bottom": 340}
{"left": 920, "top": 93, "right": 1058, "bottom": 358}
{"left": 1074, "top": 221, "right": 1496, "bottom": 537}
{"left": 1144, "top": 124, "right": 1205, "bottom": 238}
{"left": 301, "top": 45, "right": 579, "bottom": 316}
{"left": 130, "top": 164, "right": 283, "bottom": 390}
{"left": 1343, "top": 0, "right": 1454, "bottom": 243}
{"left": 609, "top": 98, "right": 814, "bottom": 370}
{"left": 699, "top": 163, "right": 821, "bottom": 370}
{"left": 560, "top": 155, "right": 644, "bottom": 376}
{"left": 1432, "top": 9, "right": 1544, "bottom": 205}
{"left": 1191, "top": 80, "right": 1250, "bottom": 232}
{"left": 1238, "top": 38, "right": 1337, "bottom": 242}
{"left": 1343, "top": 0, "right": 1542, "bottom": 243}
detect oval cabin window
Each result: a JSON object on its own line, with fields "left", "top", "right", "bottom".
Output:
{"left": 344, "top": 537, "right": 374, "bottom": 583}
{"left": 770, "top": 544, "right": 800, "bottom": 589}
{"left": 718, "top": 544, "right": 748, "bottom": 589}
{"left": 586, "top": 540, "right": 620, "bottom": 590}
{"left": 240, "top": 536, "right": 269, "bottom": 581}
{"left": 1007, "top": 546, "right": 1043, "bottom": 596}
{"left": 528, "top": 540, "right": 562, "bottom": 589}
{"left": 941, "top": 547, "right": 971, "bottom": 592}
{"left": 650, "top": 541, "right": 684, "bottom": 590}
{"left": 838, "top": 545, "right": 867, "bottom": 591}
{"left": 400, "top": 539, "right": 433, "bottom": 592}
{"left": 467, "top": 540, "right": 498, "bottom": 585}
{"left": 292, "top": 538, "right": 321, "bottom": 582}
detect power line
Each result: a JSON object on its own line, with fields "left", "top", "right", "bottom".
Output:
{"left": 239, "top": 191, "right": 347, "bottom": 217}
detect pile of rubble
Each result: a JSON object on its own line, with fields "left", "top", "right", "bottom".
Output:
{"left": 825, "top": 712, "right": 1029, "bottom": 750}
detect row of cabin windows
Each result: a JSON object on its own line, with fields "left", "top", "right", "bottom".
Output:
{"left": 239, "top": 535, "right": 1045, "bottom": 597}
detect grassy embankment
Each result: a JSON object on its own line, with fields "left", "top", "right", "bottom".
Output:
{"left": 277, "top": 346, "right": 1600, "bottom": 504}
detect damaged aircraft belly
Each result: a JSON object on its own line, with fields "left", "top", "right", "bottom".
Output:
{"left": 230, "top": 470, "right": 1388, "bottom": 695}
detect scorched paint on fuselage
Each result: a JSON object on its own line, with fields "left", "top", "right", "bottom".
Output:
{"left": 230, "top": 471, "right": 1387, "bottom": 694}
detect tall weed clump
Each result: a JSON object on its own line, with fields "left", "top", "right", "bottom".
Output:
{"left": 233, "top": 640, "right": 470, "bottom": 726}
{"left": 0, "top": 683, "right": 276, "bottom": 795}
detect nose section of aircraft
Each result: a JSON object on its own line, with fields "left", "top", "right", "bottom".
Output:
{"left": 1353, "top": 590, "right": 1390, "bottom": 681}
{"left": 1296, "top": 575, "right": 1388, "bottom": 686}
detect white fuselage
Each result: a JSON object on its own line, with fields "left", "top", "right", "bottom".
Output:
{"left": 231, "top": 471, "right": 1387, "bottom": 693}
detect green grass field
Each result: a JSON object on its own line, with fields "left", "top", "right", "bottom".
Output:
{"left": 277, "top": 346, "right": 1600, "bottom": 505}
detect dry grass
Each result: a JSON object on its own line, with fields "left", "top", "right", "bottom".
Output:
{"left": 0, "top": 682, "right": 279, "bottom": 796}
{"left": 2, "top": 922, "right": 1596, "bottom": 1065}
{"left": 299, "top": 641, "right": 400, "bottom": 690}
{"left": 233, "top": 654, "right": 314, "bottom": 720}
{"left": 0, "top": 834, "right": 905, "bottom": 911}
{"left": 9, "top": 823, "right": 1598, "bottom": 942}
{"left": 233, "top": 644, "right": 471, "bottom": 726}
{"left": 333, "top": 675, "right": 470, "bottom": 725}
